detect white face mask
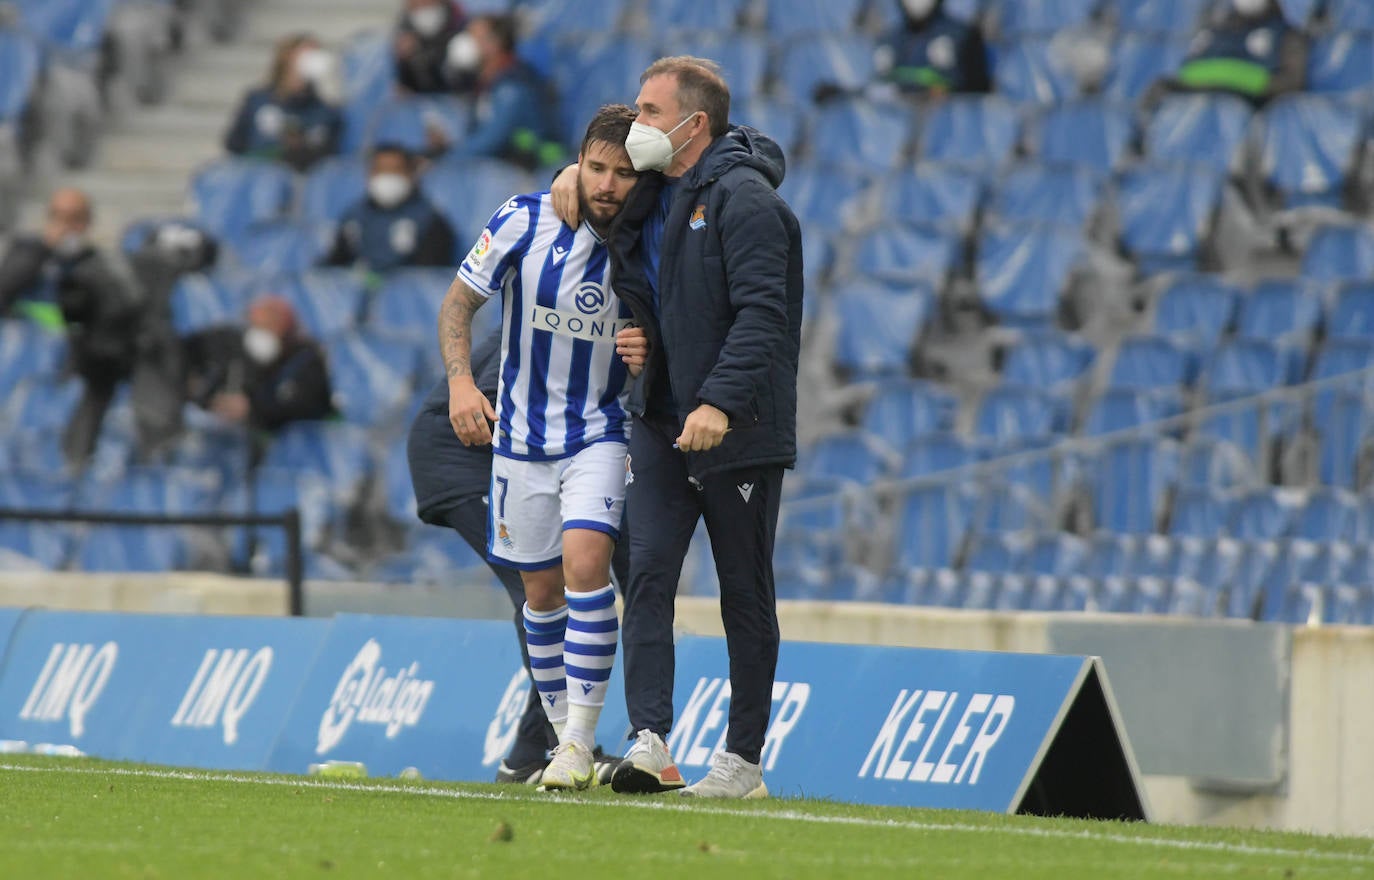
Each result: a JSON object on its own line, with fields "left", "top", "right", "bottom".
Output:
{"left": 243, "top": 327, "right": 282, "bottom": 364}
{"left": 902, "top": 0, "right": 937, "bottom": 19}
{"left": 1233, "top": 0, "right": 1266, "bottom": 15}
{"left": 624, "top": 113, "right": 698, "bottom": 173}
{"left": 409, "top": 5, "right": 446, "bottom": 37}
{"left": 368, "top": 173, "right": 413, "bottom": 209}
{"left": 295, "top": 48, "right": 333, "bottom": 84}
{"left": 446, "top": 31, "right": 480, "bottom": 72}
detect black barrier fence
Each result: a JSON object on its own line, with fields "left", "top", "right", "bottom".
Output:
{"left": 0, "top": 507, "right": 304, "bottom": 616}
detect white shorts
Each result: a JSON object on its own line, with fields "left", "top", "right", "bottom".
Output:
{"left": 486, "top": 441, "right": 628, "bottom": 570}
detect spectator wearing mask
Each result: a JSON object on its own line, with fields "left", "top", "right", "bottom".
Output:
{"left": 445, "top": 14, "right": 564, "bottom": 170}
{"left": 394, "top": 0, "right": 468, "bottom": 95}
{"left": 0, "top": 188, "right": 144, "bottom": 466}
{"left": 182, "top": 295, "right": 334, "bottom": 434}
{"left": 224, "top": 33, "right": 343, "bottom": 171}
{"left": 325, "top": 143, "right": 456, "bottom": 274}
{"left": 1167, "top": 0, "right": 1306, "bottom": 103}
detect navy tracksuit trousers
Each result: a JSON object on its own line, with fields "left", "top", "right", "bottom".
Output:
{"left": 621, "top": 416, "right": 783, "bottom": 765}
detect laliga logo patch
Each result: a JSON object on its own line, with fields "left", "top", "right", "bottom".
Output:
{"left": 689, "top": 203, "right": 706, "bottom": 231}
{"left": 466, "top": 229, "right": 493, "bottom": 269}
{"left": 574, "top": 281, "right": 607, "bottom": 315}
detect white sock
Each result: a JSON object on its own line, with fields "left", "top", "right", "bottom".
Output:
{"left": 522, "top": 602, "right": 568, "bottom": 733}
{"left": 562, "top": 584, "right": 617, "bottom": 750}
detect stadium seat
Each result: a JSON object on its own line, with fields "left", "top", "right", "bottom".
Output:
{"left": 1001, "top": 331, "right": 1095, "bottom": 392}
{"left": 891, "top": 484, "right": 972, "bottom": 571}
{"left": 1178, "top": 437, "right": 1255, "bottom": 490}
{"left": 971, "top": 483, "right": 1048, "bottom": 533}
{"left": 1152, "top": 274, "right": 1239, "bottom": 351}
{"left": 260, "top": 421, "right": 373, "bottom": 505}
{"left": 1294, "top": 488, "right": 1360, "bottom": 543}
{"left": 3, "top": 378, "right": 84, "bottom": 434}
{"left": 421, "top": 157, "right": 535, "bottom": 247}
{"left": 1236, "top": 278, "right": 1323, "bottom": 348}
{"left": 166, "top": 268, "right": 259, "bottom": 336}
{"left": 1169, "top": 486, "right": 1230, "bottom": 538}
{"left": 526, "top": 0, "right": 627, "bottom": 43}
{"left": 860, "top": 380, "right": 958, "bottom": 446}
{"left": 368, "top": 268, "right": 452, "bottom": 340}
{"left": 873, "top": 164, "right": 983, "bottom": 235}
{"left": 1229, "top": 487, "right": 1302, "bottom": 542}
{"left": 1024, "top": 531, "right": 1088, "bottom": 578}
{"left": 0, "top": 521, "right": 69, "bottom": 570}
{"left": 974, "top": 386, "right": 1060, "bottom": 444}
{"left": 1316, "top": 389, "right": 1366, "bottom": 488}
{"left": 0, "top": 469, "right": 78, "bottom": 511}
{"left": 1135, "top": 534, "right": 1198, "bottom": 581}
{"left": 1081, "top": 387, "right": 1184, "bottom": 436}
{"left": 1144, "top": 93, "right": 1254, "bottom": 174}
{"left": 774, "top": 33, "right": 877, "bottom": 104}
{"left": 646, "top": 0, "right": 750, "bottom": 32}
{"left": 778, "top": 161, "right": 870, "bottom": 230}
{"left": 825, "top": 564, "right": 899, "bottom": 604}
{"left": 1087, "top": 437, "right": 1179, "bottom": 534}
{"left": 1101, "top": 35, "right": 1187, "bottom": 102}
{"left": 1032, "top": 98, "right": 1135, "bottom": 173}
{"left": 975, "top": 224, "right": 1086, "bottom": 327}
{"left": 900, "top": 433, "right": 984, "bottom": 479}
{"left": 91, "top": 466, "right": 221, "bottom": 515}
{"left": 668, "top": 31, "right": 769, "bottom": 97}
{"left": 1302, "top": 224, "right": 1374, "bottom": 284}
{"left": 1109, "top": 334, "right": 1192, "bottom": 390}
{"left": 801, "top": 430, "right": 895, "bottom": 485}
{"left": 734, "top": 97, "right": 806, "bottom": 157}
{"left": 1115, "top": 164, "right": 1224, "bottom": 275}
{"left": 1307, "top": 32, "right": 1374, "bottom": 95}
{"left": 1203, "top": 338, "right": 1296, "bottom": 394}
{"left": 324, "top": 331, "right": 423, "bottom": 426}
{"left": 852, "top": 224, "right": 960, "bottom": 287}
{"left": 189, "top": 158, "right": 296, "bottom": 239}
{"left": 1084, "top": 532, "right": 1137, "bottom": 580}
{"left": 339, "top": 29, "right": 397, "bottom": 154}
{"left": 1105, "top": 0, "right": 1209, "bottom": 34}
{"left": 1309, "top": 339, "right": 1374, "bottom": 427}
{"left": 300, "top": 156, "right": 369, "bottom": 225}
{"left": 0, "top": 30, "right": 41, "bottom": 124}
{"left": 964, "top": 531, "right": 1024, "bottom": 574}
{"left": 1257, "top": 95, "right": 1364, "bottom": 211}
{"left": 0, "top": 319, "right": 66, "bottom": 393}
{"left": 14, "top": 0, "right": 113, "bottom": 52}
{"left": 917, "top": 96, "right": 1021, "bottom": 173}
{"left": 230, "top": 222, "right": 331, "bottom": 274}
{"left": 76, "top": 526, "right": 187, "bottom": 573}
{"left": 277, "top": 269, "right": 368, "bottom": 338}
{"left": 992, "top": 38, "right": 1080, "bottom": 105}
{"left": 988, "top": 0, "right": 1098, "bottom": 36}
{"left": 1324, "top": 0, "right": 1374, "bottom": 29}
{"left": 810, "top": 99, "right": 912, "bottom": 173}
{"left": 763, "top": 0, "right": 864, "bottom": 38}
{"left": 1327, "top": 282, "right": 1374, "bottom": 343}
{"left": 365, "top": 95, "right": 467, "bottom": 157}
{"left": 222, "top": 466, "right": 334, "bottom": 576}
{"left": 830, "top": 279, "right": 934, "bottom": 379}
{"left": 987, "top": 164, "right": 1103, "bottom": 230}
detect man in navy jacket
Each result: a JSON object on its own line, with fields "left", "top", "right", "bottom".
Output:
{"left": 554, "top": 55, "right": 803, "bottom": 799}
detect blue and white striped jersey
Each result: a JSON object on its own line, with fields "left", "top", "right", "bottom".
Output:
{"left": 457, "top": 191, "right": 634, "bottom": 461}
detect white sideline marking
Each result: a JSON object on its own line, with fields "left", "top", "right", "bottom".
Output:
{"left": 3, "top": 762, "right": 1372, "bottom": 865}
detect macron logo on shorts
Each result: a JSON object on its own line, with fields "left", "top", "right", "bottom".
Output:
{"left": 738, "top": 482, "right": 754, "bottom": 503}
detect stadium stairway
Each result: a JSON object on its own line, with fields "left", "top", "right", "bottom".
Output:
{"left": 15, "top": 0, "right": 389, "bottom": 250}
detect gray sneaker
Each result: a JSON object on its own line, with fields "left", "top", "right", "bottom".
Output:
{"left": 679, "top": 751, "right": 768, "bottom": 799}
{"left": 610, "top": 729, "right": 686, "bottom": 794}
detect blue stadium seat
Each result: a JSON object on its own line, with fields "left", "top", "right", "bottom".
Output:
{"left": 1116, "top": 164, "right": 1224, "bottom": 275}
{"left": 777, "top": 161, "right": 869, "bottom": 229}
{"left": 989, "top": 0, "right": 1098, "bottom": 36}
{"left": 852, "top": 224, "right": 960, "bottom": 287}
{"left": 992, "top": 38, "right": 1079, "bottom": 105}
{"left": 189, "top": 158, "right": 296, "bottom": 239}
{"left": 861, "top": 380, "right": 958, "bottom": 446}
{"left": 646, "top": 0, "right": 750, "bottom": 32}
{"left": 668, "top": 31, "right": 768, "bottom": 97}
{"left": 830, "top": 280, "right": 934, "bottom": 378}
{"left": 964, "top": 531, "right": 1024, "bottom": 574}
{"left": 1102, "top": 35, "right": 1187, "bottom": 101}
{"left": 1307, "top": 32, "right": 1374, "bottom": 94}
{"left": 3, "top": 378, "right": 83, "bottom": 434}
{"left": 1145, "top": 93, "right": 1254, "bottom": 173}
{"left": 0, "top": 521, "right": 69, "bottom": 570}
{"left": 1203, "top": 338, "right": 1295, "bottom": 394}
{"left": 339, "top": 29, "right": 396, "bottom": 154}
{"left": 1109, "top": 334, "right": 1192, "bottom": 390}
{"left": 1088, "top": 437, "right": 1179, "bottom": 534}
{"left": 166, "top": 269, "right": 258, "bottom": 335}
{"left": 1327, "top": 282, "right": 1374, "bottom": 343}
{"left": 778, "top": 477, "right": 852, "bottom": 567}
{"left": 0, "top": 319, "right": 65, "bottom": 393}
{"left": 1094, "top": 575, "right": 1138, "bottom": 614}
{"left": 874, "top": 164, "right": 983, "bottom": 234}
{"left": 1136, "top": 534, "right": 1198, "bottom": 581}
{"left": 918, "top": 96, "right": 1021, "bottom": 172}
{"left": 1152, "top": 274, "right": 1239, "bottom": 350}
{"left": 976, "top": 224, "right": 1086, "bottom": 327}
{"left": 0, "top": 470, "right": 78, "bottom": 511}
{"left": 1082, "top": 387, "right": 1184, "bottom": 436}
{"left": 825, "top": 564, "right": 900, "bottom": 604}
{"left": 1024, "top": 532, "right": 1087, "bottom": 577}
{"left": 526, "top": 0, "right": 627, "bottom": 43}
{"left": 0, "top": 30, "right": 41, "bottom": 123}
{"left": 734, "top": 97, "right": 806, "bottom": 157}
{"left": 1032, "top": 98, "right": 1135, "bottom": 172}
{"left": 802, "top": 430, "right": 895, "bottom": 485}
{"left": 1237, "top": 278, "right": 1323, "bottom": 348}
{"left": 421, "top": 157, "right": 535, "bottom": 247}
{"left": 260, "top": 421, "right": 373, "bottom": 504}
{"left": 1178, "top": 437, "right": 1254, "bottom": 489}
{"left": 1257, "top": 95, "right": 1364, "bottom": 210}
{"left": 1324, "top": 0, "right": 1374, "bottom": 29}
{"left": 1105, "top": 0, "right": 1209, "bottom": 34}
{"left": 900, "top": 433, "right": 983, "bottom": 479}
{"left": 1303, "top": 224, "right": 1374, "bottom": 284}
{"left": 300, "top": 156, "right": 369, "bottom": 225}
{"left": 381, "top": 440, "right": 415, "bottom": 523}
{"left": 1309, "top": 339, "right": 1374, "bottom": 432}
{"left": 1001, "top": 331, "right": 1094, "bottom": 391}
{"left": 368, "top": 268, "right": 452, "bottom": 340}
{"left": 365, "top": 95, "right": 467, "bottom": 156}
{"left": 1084, "top": 532, "right": 1137, "bottom": 579}
{"left": 231, "top": 222, "right": 331, "bottom": 274}
{"left": 1222, "top": 539, "right": 1278, "bottom": 618}
{"left": 76, "top": 527, "right": 186, "bottom": 573}
{"left": 14, "top": 0, "right": 113, "bottom": 52}
{"left": 763, "top": 0, "right": 864, "bottom": 38}
{"left": 1295, "top": 488, "right": 1360, "bottom": 542}
{"left": 1024, "top": 572, "right": 1066, "bottom": 610}
{"left": 971, "top": 483, "right": 1048, "bottom": 533}
{"left": 810, "top": 99, "right": 912, "bottom": 172}
{"left": 774, "top": 33, "right": 876, "bottom": 104}
{"left": 974, "top": 385, "right": 1059, "bottom": 444}
{"left": 545, "top": 31, "right": 650, "bottom": 151}
{"left": 1169, "top": 486, "right": 1230, "bottom": 538}
{"left": 892, "top": 485, "right": 971, "bottom": 571}
{"left": 988, "top": 164, "right": 1103, "bottom": 230}
{"left": 1230, "top": 488, "right": 1301, "bottom": 542}
{"left": 1318, "top": 390, "right": 1367, "bottom": 489}
{"left": 222, "top": 466, "right": 334, "bottom": 576}
{"left": 991, "top": 435, "right": 1063, "bottom": 501}
{"left": 959, "top": 571, "right": 1002, "bottom": 610}
{"left": 277, "top": 269, "right": 368, "bottom": 338}
{"left": 92, "top": 466, "right": 221, "bottom": 515}
{"left": 325, "top": 331, "right": 422, "bottom": 426}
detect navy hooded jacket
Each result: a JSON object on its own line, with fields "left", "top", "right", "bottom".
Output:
{"left": 607, "top": 125, "right": 803, "bottom": 480}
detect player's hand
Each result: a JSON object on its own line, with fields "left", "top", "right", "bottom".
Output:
{"left": 676, "top": 403, "right": 730, "bottom": 452}
{"left": 550, "top": 163, "right": 581, "bottom": 228}
{"left": 449, "top": 376, "right": 496, "bottom": 446}
{"left": 616, "top": 325, "right": 649, "bottom": 378}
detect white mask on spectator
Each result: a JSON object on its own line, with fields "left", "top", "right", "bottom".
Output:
{"left": 902, "top": 0, "right": 938, "bottom": 19}
{"left": 53, "top": 233, "right": 87, "bottom": 259}
{"left": 368, "top": 173, "right": 413, "bottom": 208}
{"left": 409, "top": 5, "right": 446, "bottom": 37}
{"left": 244, "top": 327, "right": 282, "bottom": 364}
{"left": 295, "top": 48, "right": 334, "bottom": 84}
{"left": 446, "top": 32, "right": 480, "bottom": 72}
{"left": 1233, "top": 0, "right": 1266, "bottom": 15}
{"left": 624, "top": 114, "right": 697, "bottom": 172}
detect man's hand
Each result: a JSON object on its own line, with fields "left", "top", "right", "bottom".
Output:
{"left": 210, "top": 392, "right": 250, "bottom": 424}
{"left": 676, "top": 403, "right": 730, "bottom": 452}
{"left": 615, "top": 325, "right": 649, "bottom": 378}
{"left": 394, "top": 31, "right": 418, "bottom": 59}
{"left": 449, "top": 377, "right": 496, "bottom": 446}
{"left": 550, "top": 163, "right": 581, "bottom": 228}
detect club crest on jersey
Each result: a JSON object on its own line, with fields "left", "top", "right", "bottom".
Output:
{"left": 497, "top": 522, "right": 514, "bottom": 549}
{"left": 689, "top": 204, "right": 706, "bottom": 231}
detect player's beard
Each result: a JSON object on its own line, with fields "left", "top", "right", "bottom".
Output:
{"left": 577, "top": 179, "right": 620, "bottom": 236}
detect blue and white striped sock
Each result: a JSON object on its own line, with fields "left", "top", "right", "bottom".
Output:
{"left": 562, "top": 584, "right": 618, "bottom": 749}
{"left": 523, "top": 603, "right": 568, "bottom": 734}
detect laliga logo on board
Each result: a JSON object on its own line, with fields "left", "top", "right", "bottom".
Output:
{"left": 171, "top": 648, "right": 273, "bottom": 746}
{"left": 19, "top": 642, "right": 118, "bottom": 738}
{"left": 316, "top": 639, "right": 435, "bottom": 755}
{"left": 483, "top": 667, "right": 532, "bottom": 766}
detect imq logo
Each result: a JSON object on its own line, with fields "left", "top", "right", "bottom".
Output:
{"left": 171, "top": 648, "right": 273, "bottom": 746}
{"left": 316, "top": 639, "right": 435, "bottom": 755}
{"left": 667, "top": 677, "right": 810, "bottom": 771}
{"left": 19, "top": 642, "right": 118, "bottom": 738}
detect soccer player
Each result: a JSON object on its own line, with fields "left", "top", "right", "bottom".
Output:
{"left": 438, "top": 103, "right": 640, "bottom": 791}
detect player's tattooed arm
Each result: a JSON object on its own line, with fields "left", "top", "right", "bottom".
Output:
{"left": 438, "top": 279, "right": 487, "bottom": 380}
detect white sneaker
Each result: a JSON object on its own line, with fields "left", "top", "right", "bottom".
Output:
{"left": 538, "top": 741, "right": 598, "bottom": 792}
{"left": 610, "top": 729, "right": 686, "bottom": 794}
{"left": 679, "top": 751, "right": 768, "bottom": 799}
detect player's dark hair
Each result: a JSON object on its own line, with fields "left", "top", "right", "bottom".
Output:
{"left": 370, "top": 141, "right": 417, "bottom": 171}
{"left": 640, "top": 56, "right": 730, "bottom": 138}
{"left": 579, "top": 103, "right": 638, "bottom": 158}
{"left": 473, "top": 13, "right": 517, "bottom": 55}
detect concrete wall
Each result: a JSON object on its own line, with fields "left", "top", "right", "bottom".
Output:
{"left": 3, "top": 573, "right": 1371, "bottom": 836}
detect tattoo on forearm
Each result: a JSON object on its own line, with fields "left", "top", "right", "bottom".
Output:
{"left": 438, "top": 283, "right": 486, "bottom": 380}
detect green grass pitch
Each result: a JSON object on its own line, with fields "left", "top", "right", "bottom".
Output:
{"left": 2, "top": 756, "right": 1372, "bottom": 879}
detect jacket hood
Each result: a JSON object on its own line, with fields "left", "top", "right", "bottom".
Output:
{"left": 685, "top": 124, "right": 786, "bottom": 190}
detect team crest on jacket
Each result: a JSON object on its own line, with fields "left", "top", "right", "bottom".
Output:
{"left": 689, "top": 204, "right": 706, "bottom": 230}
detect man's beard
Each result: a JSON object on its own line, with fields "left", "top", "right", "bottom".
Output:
{"left": 578, "top": 183, "right": 617, "bottom": 235}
